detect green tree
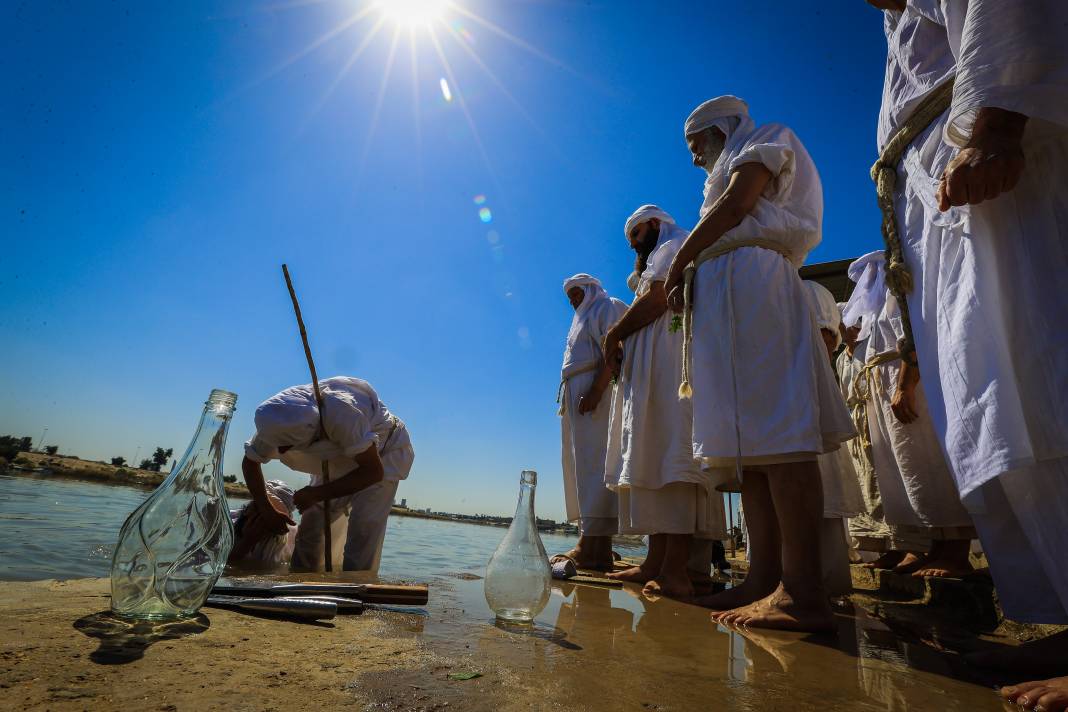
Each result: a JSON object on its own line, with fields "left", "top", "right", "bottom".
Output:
{"left": 223, "top": 475, "right": 237, "bottom": 483}
{"left": 44, "top": 445, "right": 58, "bottom": 456}
{"left": 150, "top": 447, "right": 174, "bottom": 472}
{"left": 111, "top": 456, "right": 127, "bottom": 467}
{"left": 0, "top": 436, "right": 33, "bottom": 461}
{"left": 139, "top": 458, "right": 154, "bottom": 471}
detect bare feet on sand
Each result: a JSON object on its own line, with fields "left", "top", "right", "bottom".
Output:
{"left": 861, "top": 550, "right": 905, "bottom": 570}
{"left": 711, "top": 584, "right": 835, "bottom": 632}
{"left": 1001, "top": 677, "right": 1068, "bottom": 712}
{"left": 910, "top": 540, "right": 973, "bottom": 578}
{"left": 890, "top": 552, "right": 927, "bottom": 575}
{"left": 550, "top": 536, "right": 615, "bottom": 571}
{"left": 694, "top": 575, "right": 777, "bottom": 612}
{"left": 642, "top": 572, "right": 694, "bottom": 601}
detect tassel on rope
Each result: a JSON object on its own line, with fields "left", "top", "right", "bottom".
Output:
{"left": 678, "top": 263, "right": 696, "bottom": 400}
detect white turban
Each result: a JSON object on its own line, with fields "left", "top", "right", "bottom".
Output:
{"left": 684, "top": 95, "right": 750, "bottom": 138}
{"left": 562, "top": 273, "right": 607, "bottom": 322}
{"left": 624, "top": 204, "right": 675, "bottom": 239}
{"left": 264, "top": 479, "right": 296, "bottom": 514}
{"left": 841, "top": 250, "right": 886, "bottom": 342}
{"left": 803, "top": 280, "right": 843, "bottom": 350}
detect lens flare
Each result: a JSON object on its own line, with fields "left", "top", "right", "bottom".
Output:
{"left": 473, "top": 194, "right": 486, "bottom": 205}
{"left": 439, "top": 77, "right": 453, "bottom": 102}
{"left": 478, "top": 207, "right": 492, "bottom": 223}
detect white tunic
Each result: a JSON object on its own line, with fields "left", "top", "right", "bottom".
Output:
{"left": 605, "top": 225, "right": 725, "bottom": 538}
{"left": 559, "top": 293, "right": 627, "bottom": 535}
{"left": 689, "top": 122, "right": 855, "bottom": 482}
{"left": 863, "top": 293, "right": 974, "bottom": 531}
{"left": 245, "top": 377, "right": 415, "bottom": 572}
{"left": 879, "top": 0, "right": 1068, "bottom": 622}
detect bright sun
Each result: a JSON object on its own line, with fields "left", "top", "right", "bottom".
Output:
{"left": 375, "top": 0, "right": 448, "bottom": 28}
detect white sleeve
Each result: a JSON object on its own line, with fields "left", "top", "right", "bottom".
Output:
{"left": 243, "top": 434, "right": 278, "bottom": 464}
{"left": 942, "top": 0, "right": 1068, "bottom": 145}
{"left": 322, "top": 393, "right": 377, "bottom": 458}
{"left": 727, "top": 126, "right": 797, "bottom": 200}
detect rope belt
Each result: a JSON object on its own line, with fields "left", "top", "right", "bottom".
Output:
{"left": 870, "top": 78, "right": 955, "bottom": 356}
{"left": 678, "top": 238, "right": 792, "bottom": 399}
{"left": 854, "top": 349, "right": 901, "bottom": 404}
{"left": 556, "top": 361, "right": 601, "bottom": 415}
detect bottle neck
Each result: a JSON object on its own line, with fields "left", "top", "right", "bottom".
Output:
{"left": 513, "top": 482, "right": 536, "bottom": 522}
{"left": 167, "top": 395, "right": 235, "bottom": 490}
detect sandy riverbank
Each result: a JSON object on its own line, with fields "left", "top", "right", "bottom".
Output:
{"left": 1, "top": 566, "right": 1060, "bottom": 711}
{"left": 7, "top": 452, "right": 250, "bottom": 498}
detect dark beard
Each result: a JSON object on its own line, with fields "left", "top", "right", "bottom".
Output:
{"left": 633, "top": 228, "right": 659, "bottom": 277}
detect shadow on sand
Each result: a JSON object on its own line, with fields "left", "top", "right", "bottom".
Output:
{"left": 72, "top": 611, "right": 211, "bottom": 665}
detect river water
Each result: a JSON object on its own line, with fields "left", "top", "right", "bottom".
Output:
{"left": 0, "top": 472, "right": 630, "bottom": 582}
{"left": 0, "top": 472, "right": 1014, "bottom": 710}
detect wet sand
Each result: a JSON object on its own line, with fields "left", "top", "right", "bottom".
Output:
{"left": 0, "top": 569, "right": 1023, "bottom": 711}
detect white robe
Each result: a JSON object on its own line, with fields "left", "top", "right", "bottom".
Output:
{"left": 605, "top": 226, "right": 726, "bottom": 538}
{"left": 560, "top": 294, "right": 627, "bottom": 536}
{"left": 245, "top": 377, "right": 415, "bottom": 572}
{"left": 880, "top": 0, "right": 1068, "bottom": 622}
{"left": 689, "top": 122, "right": 855, "bottom": 484}
{"left": 863, "top": 293, "right": 975, "bottom": 534}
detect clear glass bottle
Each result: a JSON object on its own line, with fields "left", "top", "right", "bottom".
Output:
{"left": 110, "top": 389, "right": 238, "bottom": 619}
{"left": 484, "top": 470, "right": 551, "bottom": 623}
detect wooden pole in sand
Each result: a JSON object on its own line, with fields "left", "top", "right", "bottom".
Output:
{"left": 282, "top": 264, "right": 333, "bottom": 572}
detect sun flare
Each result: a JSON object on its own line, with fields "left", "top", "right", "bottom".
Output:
{"left": 375, "top": 0, "right": 448, "bottom": 28}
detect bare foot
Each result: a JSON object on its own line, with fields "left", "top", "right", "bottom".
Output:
{"left": 910, "top": 556, "right": 973, "bottom": 578}
{"left": 1001, "top": 677, "right": 1068, "bottom": 712}
{"left": 550, "top": 546, "right": 613, "bottom": 572}
{"left": 695, "top": 576, "right": 777, "bottom": 612}
{"left": 712, "top": 584, "right": 835, "bottom": 633}
{"left": 608, "top": 565, "right": 658, "bottom": 584}
{"left": 861, "top": 550, "right": 905, "bottom": 570}
{"left": 891, "top": 552, "right": 928, "bottom": 574}
{"left": 642, "top": 573, "right": 694, "bottom": 602}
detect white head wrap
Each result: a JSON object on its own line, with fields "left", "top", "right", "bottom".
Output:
{"left": 803, "top": 280, "right": 843, "bottom": 350}
{"left": 684, "top": 96, "right": 758, "bottom": 218}
{"left": 263, "top": 479, "right": 296, "bottom": 514}
{"left": 623, "top": 204, "right": 675, "bottom": 240}
{"left": 561, "top": 274, "right": 609, "bottom": 376}
{"left": 841, "top": 251, "right": 887, "bottom": 342}
{"left": 563, "top": 273, "right": 607, "bottom": 323}
{"left": 252, "top": 390, "right": 320, "bottom": 452}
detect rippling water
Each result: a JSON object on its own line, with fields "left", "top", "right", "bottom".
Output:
{"left": 0, "top": 472, "right": 640, "bottom": 581}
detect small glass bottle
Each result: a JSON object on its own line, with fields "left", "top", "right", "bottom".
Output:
{"left": 484, "top": 470, "right": 551, "bottom": 623}
{"left": 110, "top": 389, "right": 238, "bottom": 619}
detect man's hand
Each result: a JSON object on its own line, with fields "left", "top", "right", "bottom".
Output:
{"left": 293, "top": 486, "right": 321, "bottom": 514}
{"left": 891, "top": 383, "right": 919, "bottom": 424}
{"left": 937, "top": 108, "right": 1027, "bottom": 211}
{"left": 667, "top": 284, "right": 685, "bottom": 313}
{"left": 577, "top": 385, "right": 604, "bottom": 415}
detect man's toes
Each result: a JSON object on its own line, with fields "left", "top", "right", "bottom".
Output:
{"left": 1013, "top": 686, "right": 1052, "bottom": 707}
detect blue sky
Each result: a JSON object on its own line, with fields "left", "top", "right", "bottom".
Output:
{"left": 1, "top": 0, "right": 889, "bottom": 520}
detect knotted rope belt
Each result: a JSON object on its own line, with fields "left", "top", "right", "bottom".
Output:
{"left": 870, "top": 78, "right": 955, "bottom": 356}
{"left": 556, "top": 361, "right": 601, "bottom": 415}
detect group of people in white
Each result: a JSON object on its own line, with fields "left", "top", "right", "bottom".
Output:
{"left": 557, "top": 0, "right": 1067, "bottom": 704}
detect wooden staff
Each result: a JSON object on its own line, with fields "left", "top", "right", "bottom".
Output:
{"left": 282, "top": 264, "right": 333, "bottom": 572}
